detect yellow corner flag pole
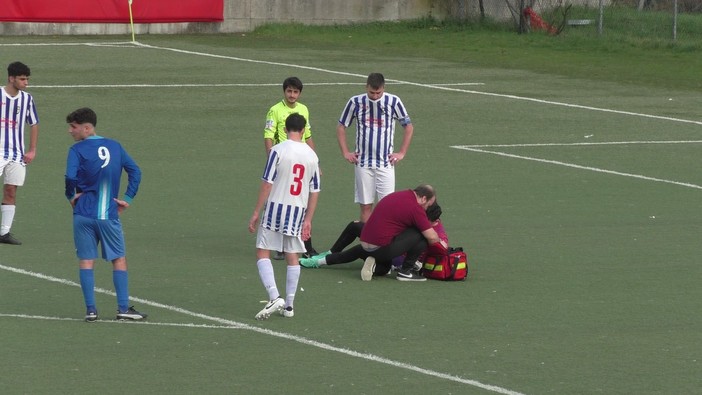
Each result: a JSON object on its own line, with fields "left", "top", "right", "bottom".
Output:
{"left": 128, "top": 0, "right": 135, "bottom": 42}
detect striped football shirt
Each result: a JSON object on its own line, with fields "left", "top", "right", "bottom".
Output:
{"left": 1, "top": 87, "right": 39, "bottom": 163}
{"left": 260, "top": 139, "right": 320, "bottom": 236}
{"left": 338, "top": 92, "right": 410, "bottom": 169}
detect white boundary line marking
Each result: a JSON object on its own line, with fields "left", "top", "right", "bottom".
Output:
{"left": 0, "top": 263, "right": 526, "bottom": 395}
{"left": 4, "top": 40, "right": 700, "bottom": 125}
{"left": 461, "top": 140, "right": 702, "bottom": 148}
{"left": 30, "top": 82, "right": 485, "bottom": 89}
{"left": 453, "top": 145, "right": 702, "bottom": 190}
{"left": 30, "top": 82, "right": 484, "bottom": 89}
{"left": 0, "top": 313, "right": 244, "bottom": 329}
{"left": 127, "top": 41, "right": 701, "bottom": 127}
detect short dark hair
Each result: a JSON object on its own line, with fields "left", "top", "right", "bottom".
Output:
{"left": 426, "top": 201, "right": 442, "bottom": 222}
{"left": 66, "top": 108, "right": 97, "bottom": 126}
{"left": 283, "top": 77, "right": 303, "bottom": 92}
{"left": 8, "top": 61, "right": 30, "bottom": 77}
{"left": 413, "top": 184, "right": 435, "bottom": 200}
{"left": 366, "top": 73, "right": 385, "bottom": 89}
{"left": 285, "top": 113, "right": 306, "bottom": 133}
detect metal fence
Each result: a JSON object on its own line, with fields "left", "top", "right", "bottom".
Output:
{"left": 439, "top": 0, "right": 701, "bottom": 42}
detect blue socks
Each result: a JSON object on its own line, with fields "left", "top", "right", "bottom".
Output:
{"left": 79, "top": 268, "right": 96, "bottom": 312}
{"left": 80, "top": 269, "right": 130, "bottom": 313}
{"left": 113, "top": 270, "right": 129, "bottom": 313}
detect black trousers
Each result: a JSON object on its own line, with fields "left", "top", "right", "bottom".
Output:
{"left": 330, "top": 221, "right": 364, "bottom": 253}
{"left": 327, "top": 226, "right": 427, "bottom": 275}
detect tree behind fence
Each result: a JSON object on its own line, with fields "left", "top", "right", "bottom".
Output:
{"left": 437, "top": 0, "right": 700, "bottom": 42}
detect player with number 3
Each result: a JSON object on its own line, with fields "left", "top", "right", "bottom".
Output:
{"left": 248, "top": 113, "right": 320, "bottom": 320}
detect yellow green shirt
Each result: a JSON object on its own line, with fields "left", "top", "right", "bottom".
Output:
{"left": 264, "top": 100, "right": 312, "bottom": 144}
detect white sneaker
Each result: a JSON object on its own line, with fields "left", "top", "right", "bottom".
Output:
{"left": 255, "top": 297, "right": 284, "bottom": 320}
{"left": 281, "top": 306, "right": 294, "bottom": 318}
{"left": 361, "top": 256, "right": 375, "bottom": 281}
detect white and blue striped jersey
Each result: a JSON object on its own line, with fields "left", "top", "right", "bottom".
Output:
{"left": 1, "top": 87, "right": 39, "bottom": 163}
{"left": 260, "top": 139, "right": 320, "bottom": 237}
{"left": 338, "top": 92, "right": 410, "bottom": 169}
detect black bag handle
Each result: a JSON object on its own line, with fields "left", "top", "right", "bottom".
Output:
{"left": 449, "top": 253, "right": 460, "bottom": 279}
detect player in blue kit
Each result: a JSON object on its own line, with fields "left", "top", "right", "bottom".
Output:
{"left": 64, "top": 107, "right": 146, "bottom": 322}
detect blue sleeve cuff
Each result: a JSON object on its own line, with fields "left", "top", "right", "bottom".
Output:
{"left": 123, "top": 195, "right": 134, "bottom": 204}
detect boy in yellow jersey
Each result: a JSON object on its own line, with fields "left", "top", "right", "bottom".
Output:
{"left": 264, "top": 77, "right": 315, "bottom": 154}
{"left": 264, "top": 77, "right": 318, "bottom": 258}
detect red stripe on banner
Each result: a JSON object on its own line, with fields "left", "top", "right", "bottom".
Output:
{"left": 0, "top": 0, "right": 224, "bottom": 23}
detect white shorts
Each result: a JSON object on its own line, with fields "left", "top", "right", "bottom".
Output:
{"left": 0, "top": 160, "right": 26, "bottom": 186}
{"left": 354, "top": 166, "right": 395, "bottom": 205}
{"left": 256, "top": 226, "right": 306, "bottom": 254}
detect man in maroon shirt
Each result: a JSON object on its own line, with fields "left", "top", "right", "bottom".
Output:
{"left": 300, "top": 185, "right": 442, "bottom": 281}
{"left": 300, "top": 201, "right": 447, "bottom": 277}
{"left": 359, "top": 184, "right": 441, "bottom": 281}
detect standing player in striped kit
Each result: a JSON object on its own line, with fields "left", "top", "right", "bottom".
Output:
{"left": 249, "top": 113, "right": 320, "bottom": 320}
{"left": 0, "top": 62, "right": 39, "bottom": 245}
{"left": 336, "top": 72, "right": 414, "bottom": 223}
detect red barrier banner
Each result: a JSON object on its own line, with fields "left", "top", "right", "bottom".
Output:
{"left": 0, "top": 0, "right": 223, "bottom": 23}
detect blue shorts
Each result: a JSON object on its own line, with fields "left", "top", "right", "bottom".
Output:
{"left": 73, "top": 215, "right": 125, "bottom": 261}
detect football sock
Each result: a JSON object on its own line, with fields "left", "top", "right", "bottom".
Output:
{"left": 257, "top": 258, "right": 279, "bottom": 301}
{"left": 79, "top": 268, "right": 96, "bottom": 310}
{"left": 0, "top": 204, "right": 16, "bottom": 235}
{"left": 113, "top": 270, "right": 129, "bottom": 312}
{"left": 304, "top": 237, "right": 315, "bottom": 254}
{"left": 285, "top": 265, "right": 301, "bottom": 308}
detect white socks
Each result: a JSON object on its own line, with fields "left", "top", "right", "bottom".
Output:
{"left": 257, "top": 258, "right": 302, "bottom": 309}
{"left": 256, "top": 259, "right": 279, "bottom": 301}
{"left": 0, "top": 204, "right": 16, "bottom": 235}
{"left": 285, "top": 265, "right": 301, "bottom": 308}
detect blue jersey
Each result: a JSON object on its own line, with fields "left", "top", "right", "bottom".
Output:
{"left": 338, "top": 92, "right": 410, "bottom": 169}
{"left": 65, "top": 136, "right": 141, "bottom": 220}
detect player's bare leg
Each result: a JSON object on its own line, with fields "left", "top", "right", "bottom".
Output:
{"left": 359, "top": 203, "right": 373, "bottom": 223}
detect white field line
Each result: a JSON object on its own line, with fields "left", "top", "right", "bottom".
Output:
{"left": 30, "top": 82, "right": 484, "bottom": 89}
{"left": 31, "top": 82, "right": 485, "bottom": 89}
{"left": 0, "top": 263, "right": 526, "bottom": 395}
{"left": 461, "top": 140, "right": 702, "bottom": 148}
{"left": 0, "top": 313, "right": 243, "bottom": 330}
{"left": 3, "top": 40, "right": 699, "bottom": 125}
{"left": 453, "top": 144, "right": 702, "bottom": 190}
{"left": 128, "top": 41, "right": 702, "bottom": 127}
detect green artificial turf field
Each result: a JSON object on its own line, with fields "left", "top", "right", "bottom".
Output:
{"left": 1, "top": 28, "right": 700, "bottom": 394}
